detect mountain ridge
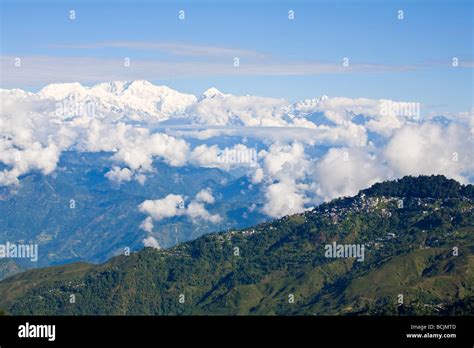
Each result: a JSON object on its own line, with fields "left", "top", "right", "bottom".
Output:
{"left": 0, "top": 80, "right": 328, "bottom": 126}
{"left": 0, "top": 175, "right": 472, "bottom": 315}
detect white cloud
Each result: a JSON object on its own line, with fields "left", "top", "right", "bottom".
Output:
{"left": 313, "top": 147, "right": 390, "bottom": 201}
{"left": 258, "top": 142, "right": 313, "bottom": 217}
{"left": 251, "top": 167, "right": 265, "bottom": 184}
{"left": 143, "top": 236, "right": 161, "bottom": 249}
{"left": 189, "top": 144, "right": 221, "bottom": 167}
{"left": 312, "top": 97, "right": 423, "bottom": 138}
{"left": 186, "top": 201, "right": 222, "bottom": 223}
{"left": 51, "top": 41, "right": 267, "bottom": 59}
{"left": 173, "top": 123, "right": 368, "bottom": 148}
{"left": 195, "top": 188, "right": 215, "bottom": 204}
{"left": 105, "top": 166, "right": 133, "bottom": 184}
{"left": 188, "top": 94, "right": 289, "bottom": 126}
{"left": 0, "top": 139, "right": 60, "bottom": 186}
{"left": 138, "top": 194, "right": 185, "bottom": 221}
{"left": 135, "top": 173, "right": 147, "bottom": 185}
{"left": 384, "top": 123, "right": 474, "bottom": 183}
{"left": 262, "top": 179, "right": 310, "bottom": 218}
{"left": 0, "top": 97, "right": 66, "bottom": 185}
{"left": 189, "top": 143, "right": 257, "bottom": 170}
{"left": 172, "top": 128, "right": 237, "bottom": 140}
{"left": 86, "top": 122, "right": 190, "bottom": 171}
{"left": 311, "top": 122, "right": 474, "bottom": 201}
{"left": 0, "top": 56, "right": 420, "bottom": 87}
{"left": 260, "top": 142, "right": 310, "bottom": 181}
{"left": 139, "top": 216, "right": 154, "bottom": 233}
{"left": 138, "top": 189, "right": 222, "bottom": 224}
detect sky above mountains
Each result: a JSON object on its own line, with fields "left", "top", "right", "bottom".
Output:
{"left": 1, "top": 0, "right": 472, "bottom": 113}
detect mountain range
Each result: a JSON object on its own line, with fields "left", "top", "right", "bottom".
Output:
{"left": 0, "top": 175, "right": 472, "bottom": 315}
{"left": 1, "top": 80, "right": 328, "bottom": 126}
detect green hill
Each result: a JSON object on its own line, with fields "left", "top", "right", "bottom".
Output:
{"left": 0, "top": 175, "right": 473, "bottom": 315}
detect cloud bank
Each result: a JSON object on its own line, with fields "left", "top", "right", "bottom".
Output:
{"left": 1, "top": 80, "right": 472, "bottom": 220}
{"left": 138, "top": 189, "right": 221, "bottom": 224}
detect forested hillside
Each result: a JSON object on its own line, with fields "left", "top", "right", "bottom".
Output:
{"left": 0, "top": 175, "right": 472, "bottom": 315}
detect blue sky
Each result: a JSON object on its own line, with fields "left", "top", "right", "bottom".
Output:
{"left": 1, "top": 0, "right": 472, "bottom": 112}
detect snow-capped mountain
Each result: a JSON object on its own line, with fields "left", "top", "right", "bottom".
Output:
{"left": 0, "top": 80, "right": 329, "bottom": 127}
{"left": 2, "top": 80, "right": 461, "bottom": 130}
{"left": 198, "top": 87, "right": 229, "bottom": 101}
{"left": 1, "top": 80, "right": 198, "bottom": 122}
{"left": 286, "top": 96, "right": 329, "bottom": 115}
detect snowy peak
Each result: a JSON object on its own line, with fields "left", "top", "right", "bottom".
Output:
{"left": 281, "top": 96, "right": 330, "bottom": 120}
{"left": 199, "top": 87, "right": 228, "bottom": 101}
{"left": 91, "top": 80, "right": 175, "bottom": 97}
{"left": 91, "top": 81, "right": 132, "bottom": 94}
{"left": 292, "top": 96, "right": 327, "bottom": 111}
{"left": 38, "top": 82, "right": 88, "bottom": 100}
{"left": 30, "top": 80, "right": 198, "bottom": 121}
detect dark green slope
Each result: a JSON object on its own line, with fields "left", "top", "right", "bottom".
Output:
{"left": 0, "top": 175, "right": 472, "bottom": 315}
